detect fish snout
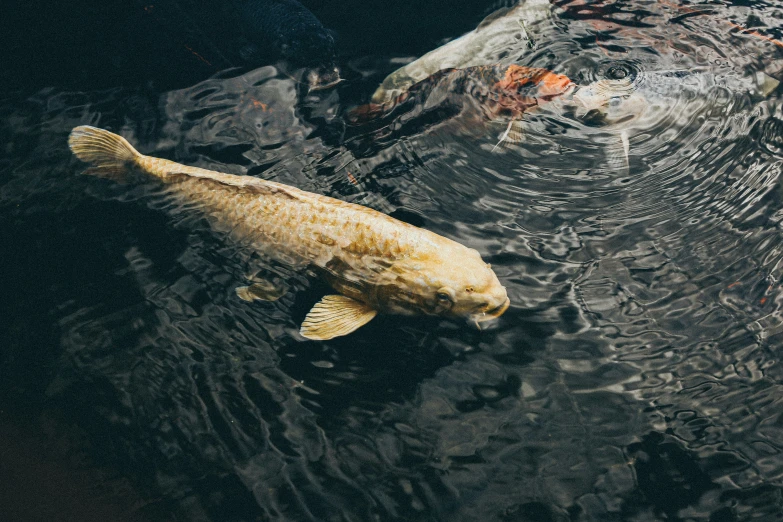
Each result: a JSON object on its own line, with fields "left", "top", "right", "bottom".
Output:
{"left": 538, "top": 74, "right": 575, "bottom": 98}
{"left": 307, "top": 66, "right": 343, "bottom": 92}
{"left": 471, "top": 287, "right": 510, "bottom": 327}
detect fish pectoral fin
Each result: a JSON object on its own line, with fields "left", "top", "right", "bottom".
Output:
{"left": 492, "top": 120, "right": 525, "bottom": 152}
{"left": 605, "top": 130, "right": 630, "bottom": 175}
{"left": 757, "top": 72, "right": 780, "bottom": 97}
{"left": 299, "top": 295, "right": 378, "bottom": 340}
{"left": 236, "top": 281, "right": 286, "bottom": 302}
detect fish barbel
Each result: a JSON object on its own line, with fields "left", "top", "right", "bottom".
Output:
{"left": 68, "top": 126, "right": 509, "bottom": 340}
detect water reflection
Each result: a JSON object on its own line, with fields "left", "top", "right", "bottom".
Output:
{"left": 2, "top": 0, "right": 783, "bottom": 520}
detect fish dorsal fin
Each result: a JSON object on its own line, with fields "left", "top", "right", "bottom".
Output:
{"left": 236, "top": 280, "right": 286, "bottom": 302}
{"left": 300, "top": 295, "right": 378, "bottom": 340}
{"left": 169, "top": 170, "right": 305, "bottom": 201}
{"left": 477, "top": 6, "right": 514, "bottom": 29}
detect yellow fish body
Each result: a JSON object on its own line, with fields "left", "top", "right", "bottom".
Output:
{"left": 68, "top": 126, "right": 509, "bottom": 340}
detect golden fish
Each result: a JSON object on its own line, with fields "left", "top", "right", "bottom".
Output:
{"left": 68, "top": 126, "right": 509, "bottom": 340}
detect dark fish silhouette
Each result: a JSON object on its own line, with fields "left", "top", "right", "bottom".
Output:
{"left": 137, "top": 0, "right": 340, "bottom": 89}
{"left": 231, "top": 0, "right": 340, "bottom": 87}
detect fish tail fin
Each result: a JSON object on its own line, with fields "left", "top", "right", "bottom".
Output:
{"left": 68, "top": 126, "right": 142, "bottom": 176}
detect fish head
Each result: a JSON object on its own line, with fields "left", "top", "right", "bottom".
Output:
{"left": 305, "top": 64, "right": 343, "bottom": 92}
{"left": 572, "top": 78, "right": 647, "bottom": 124}
{"left": 490, "top": 66, "right": 575, "bottom": 117}
{"left": 534, "top": 71, "right": 575, "bottom": 100}
{"left": 381, "top": 247, "right": 509, "bottom": 326}
{"left": 496, "top": 66, "right": 575, "bottom": 98}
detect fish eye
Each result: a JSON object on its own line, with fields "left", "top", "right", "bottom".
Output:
{"left": 436, "top": 287, "right": 456, "bottom": 304}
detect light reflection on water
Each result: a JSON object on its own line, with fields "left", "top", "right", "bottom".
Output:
{"left": 2, "top": 0, "right": 783, "bottom": 520}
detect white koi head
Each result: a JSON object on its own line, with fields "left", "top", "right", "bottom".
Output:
{"left": 572, "top": 77, "right": 648, "bottom": 124}
{"left": 376, "top": 246, "right": 509, "bottom": 327}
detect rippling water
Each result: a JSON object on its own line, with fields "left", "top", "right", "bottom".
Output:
{"left": 3, "top": 0, "right": 783, "bottom": 520}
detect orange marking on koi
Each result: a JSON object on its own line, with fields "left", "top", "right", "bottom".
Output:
{"left": 495, "top": 65, "right": 573, "bottom": 96}
{"left": 657, "top": 0, "right": 783, "bottom": 49}
{"left": 250, "top": 98, "right": 268, "bottom": 111}
{"left": 346, "top": 172, "right": 358, "bottom": 185}
{"left": 726, "top": 22, "right": 783, "bottom": 49}
{"left": 727, "top": 282, "right": 741, "bottom": 289}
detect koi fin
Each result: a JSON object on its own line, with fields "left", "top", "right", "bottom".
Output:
{"left": 236, "top": 280, "right": 285, "bottom": 302}
{"left": 478, "top": 6, "right": 514, "bottom": 29}
{"left": 605, "top": 130, "right": 630, "bottom": 174}
{"left": 300, "top": 295, "right": 377, "bottom": 340}
{"left": 492, "top": 120, "right": 525, "bottom": 152}
{"left": 68, "top": 126, "right": 141, "bottom": 175}
{"left": 757, "top": 72, "right": 780, "bottom": 97}
{"left": 518, "top": 18, "right": 535, "bottom": 49}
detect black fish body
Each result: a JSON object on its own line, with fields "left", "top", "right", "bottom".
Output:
{"left": 230, "top": 0, "right": 337, "bottom": 68}
{"left": 135, "top": 0, "right": 338, "bottom": 80}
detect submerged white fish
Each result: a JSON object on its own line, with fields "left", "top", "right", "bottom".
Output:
{"left": 571, "top": 68, "right": 780, "bottom": 172}
{"left": 371, "top": 0, "right": 555, "bottom": 105}
{"left": 68, "top": 126, "right": 509, "bottom": 340}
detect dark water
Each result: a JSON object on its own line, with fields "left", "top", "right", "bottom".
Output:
{"left": 3, "top": 1, "right": 783, "bottom": 520}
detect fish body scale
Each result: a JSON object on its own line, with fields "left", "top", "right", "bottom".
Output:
{"left": 137, "top": 154, "right": 442, "bottom": 273}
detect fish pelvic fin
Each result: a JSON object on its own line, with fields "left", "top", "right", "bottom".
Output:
{"left": 492, "top": 120, "right": 525, "bottom": 152}
{"left": 300, "top": 295, "right": 378, "bottom": 340}
{"left": 604, "top": 129, "right": 630, "bottom": 175}
{"left": 758, "top": 72, "right": 780, "bottom": 97}
{"left": 69, "top": 126, "right": 141, "bottom": 175}
{"left": 236, "top": 280, "right": 286, "bottom": 302}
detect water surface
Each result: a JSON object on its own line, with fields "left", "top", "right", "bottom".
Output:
{"left": 3, "top": 1, "right": 783, "bottom": 520}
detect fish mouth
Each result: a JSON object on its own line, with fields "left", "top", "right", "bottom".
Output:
{"left": 306, "top": 66, "right": 343, "bottom": 92}
{"left": 471, "top": 297, "right": 510, "bottom": 328}
{"left": 308, "top": 76, "right": 344, "bottom": 92}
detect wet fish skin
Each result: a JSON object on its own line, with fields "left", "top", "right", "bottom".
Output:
{"left": 68, "top": 126, "right": 509, "bottom": 340}
{"left": 350, "top": 64, "right": 573, "bottom": 151}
